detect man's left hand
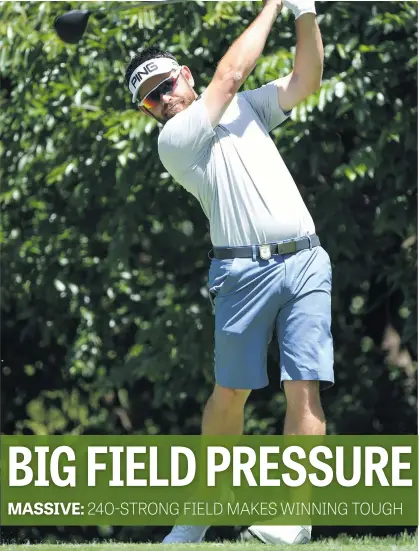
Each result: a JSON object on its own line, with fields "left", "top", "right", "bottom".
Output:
{"left": 283, "top": 0, "right": 316, "bottom": 20}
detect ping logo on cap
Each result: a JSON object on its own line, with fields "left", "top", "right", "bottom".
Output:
{"left": 130, "top": 62, "right": 159, "bottom": 88}
{"left": 129, "top": 58, "right": 179, "bottom": 103}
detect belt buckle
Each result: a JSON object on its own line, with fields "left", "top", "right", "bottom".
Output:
{"left": 259, "top": 244, "right": 272, "bottom": 260}
{"left": 277, "top": 241, "right": 297, "bottom": 255}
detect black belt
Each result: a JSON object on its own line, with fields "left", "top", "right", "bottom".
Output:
{"left": 213, "top": 234, "right": 320, "bottom": 260}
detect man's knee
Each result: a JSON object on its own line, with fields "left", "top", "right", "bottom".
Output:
{"left": 209, "top": 384, "right": 251, "bottom": 412}
{"left": 283, "top": 380, "right": 323, "bottom": 416}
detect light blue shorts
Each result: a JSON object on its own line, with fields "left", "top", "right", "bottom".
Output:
{"left": 208, "top": 246, "right": 334, "bottom": 390}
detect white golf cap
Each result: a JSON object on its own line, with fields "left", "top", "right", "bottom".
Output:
{"left": 129, "top": 58, "right": 180, "bottom": 103}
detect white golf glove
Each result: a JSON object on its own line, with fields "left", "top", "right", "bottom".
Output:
{"left": 283, "top": 0, "right": 316, "bottom": 19}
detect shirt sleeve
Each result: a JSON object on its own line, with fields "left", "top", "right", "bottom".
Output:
{"left": 158, "top": 98, "right": 216, "bottom": 178}
{"left": 240, "top": 82, "right": 291, "bottom": 132}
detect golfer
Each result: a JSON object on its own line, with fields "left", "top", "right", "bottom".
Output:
{"left": 126, "top": 0, "right": 330, "bottom": 544}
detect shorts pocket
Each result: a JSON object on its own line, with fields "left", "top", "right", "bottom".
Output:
{"left": 208, "top": 257, "right": 239, "bottom": 298}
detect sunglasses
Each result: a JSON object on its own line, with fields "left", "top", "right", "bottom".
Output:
{"left": 140, "top": 68, "right": 181, "bottom": 110}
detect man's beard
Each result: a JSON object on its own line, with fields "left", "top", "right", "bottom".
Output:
{"left": 161, "top": 95, "right": 194, "bottom": 122}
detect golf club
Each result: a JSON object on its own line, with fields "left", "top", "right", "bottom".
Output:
{"left": 54, "top": 0, "right": 185, "bottom": 44}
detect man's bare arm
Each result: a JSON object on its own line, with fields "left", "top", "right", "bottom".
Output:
{"left": 276, "top": 10, "right": 324, "bottom": 112}
{"left": 202, "top": 0, "right": 283, "bottom": 128}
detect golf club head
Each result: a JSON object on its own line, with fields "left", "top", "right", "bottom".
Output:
{"left": 54, "top": 10, "right": 91, "bottom": 44}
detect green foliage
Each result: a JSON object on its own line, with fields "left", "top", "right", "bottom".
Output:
{"left": 0, "top": 0, "right": 417, "bottom": 540}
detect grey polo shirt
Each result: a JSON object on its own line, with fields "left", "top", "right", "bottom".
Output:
{"left": 158, "top": 82, "right": 316, "bottom": 247}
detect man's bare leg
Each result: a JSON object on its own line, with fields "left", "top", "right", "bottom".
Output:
{"left": 163, "top": 385, "right": 251, "bottom": 543}
{"left": 202, "top": 384, "right": 251, "bottom": 435}
{"left": 249, "top": 381, "right": 325, "bottom": 545}
{"left": 283, "top": 380, "right": 326, "bottom": 435}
